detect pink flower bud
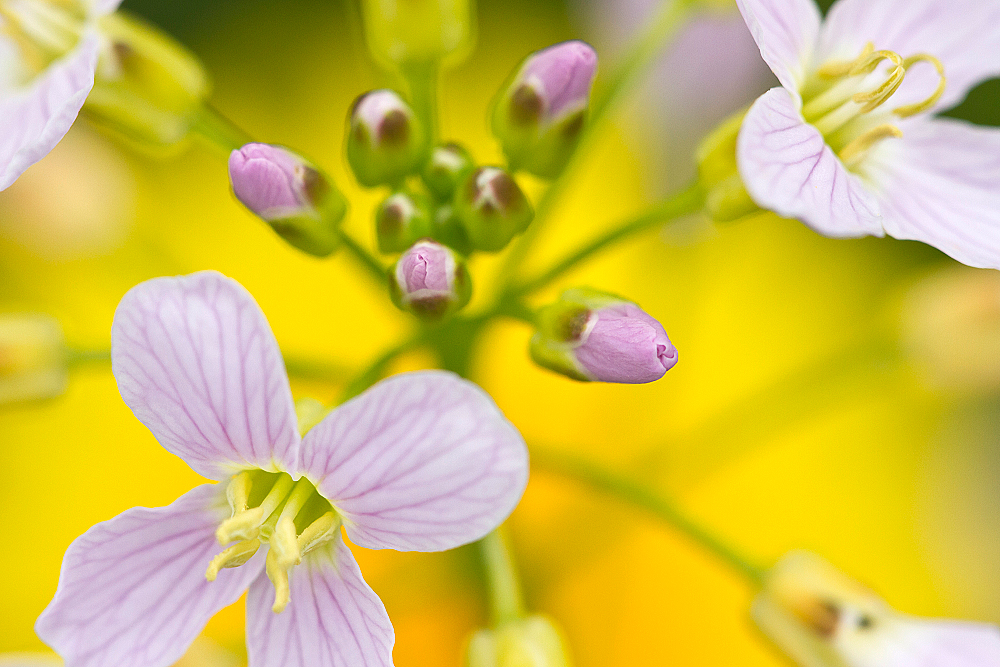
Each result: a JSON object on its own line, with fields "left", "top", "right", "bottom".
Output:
{"left": 389, "top": 240, "right": 471, "bottom": 320}
{"left": 574, "top": 302, "right": 677, "bottom": 384}
{"left": 347, "top": 90, "right": 426, "bottom": 187}
{"left": 228, "top": 143, "right": 319, "bottom": 220}
{"left": 515, "top": 41, "right": 598, "bottom": 124}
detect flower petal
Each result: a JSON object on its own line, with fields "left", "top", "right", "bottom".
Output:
{"left": 838, "top": 617, "right": 1000, "bottom": 667}
{"left": 738, "top": 86, "right": 882, "bottom": 237}
{"left": 35, "top": 484, "right": 264, "bottom": 667}
{"left": 88, "top": 0, "right": 125, "bottom": 16}
{"left": 245, "top": 537, "right": 394, "bottom": 667}
{"left": 111, "top": 271, "right": 300, "bottom": 480}
{"left": 0, "top": 35, "right": 98, "bottom": 192}
{"left": 818, "top": 0, "right": 1000, "bottom": 110}
{"left": 299, "top": 371, "right": 528, "bottom": 552}
{"left": 865, "top": 117, "right": 1000, "bottom": 269}
{"left": 735, "top": 0, "right": 820, "bottom": 92}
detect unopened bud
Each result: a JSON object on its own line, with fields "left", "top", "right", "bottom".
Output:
{"left": 454, "top": 167, "right": 533, "bottom": 252}
{"left": 696, "top": 111, "right": 760, "bottom": 222}
{"left": 0, "top": 314, "right": 68, "bottom": 405}
{"left": 229, "top": 143, "right": 347, "bottom": 257}
{"left": 376, "top": 191, "right": 433, "bottom": 254}
{"left": 389, "top": 240, "right": 471, "bottom": 319}
{"left": 87, "top": 12, "right": 210, "bottom": 149}
{"left": 359, "top": 0, "right": 474, "bottom": 68}
{"left": 347, "top": 90, "right": 426, "bottom": 187}
{"left": 466, "top": 615, "right": 572, "bottom": 667}
{"left": 492, "top": 41, "right": 597, "bottom": 179}
{"left": 754, "top": 552, "right": 1000, "bottom": 667}
{"left": 422, "top": 143, "right": 475, "bottom": 201}
{"left": 530, "top": 288, "right": 677, "bottom": 384}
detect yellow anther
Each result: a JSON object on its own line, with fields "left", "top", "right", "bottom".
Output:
{"left": 205, "top": 538, "right": 261, "bottom": 582}
{"left": 265, "top": 548, "right": 292, "bottom": 614}
{"left": 297, "top": 512, "right": 341, "bottom": 556}
{"left": 894, "top": 54, "right": 946, "bottom": 118}
{"left": 215, "top": 473, "right": 294, "bottom": 545}
{"left": 270, "top": 516, "right": 302, "bottom": 569}
{"left": 816, "top": 42, "right": 875, "bottom": 79}
{"left": 849, "top": 50, "right": 905, "bottom": 113}
{"left": 838, "top": 123, "right": 903, "bottom": 167}
{"left": 226, "top": 471, "right": 253, "bottom": 515}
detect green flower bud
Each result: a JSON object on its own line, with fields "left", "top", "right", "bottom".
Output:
{"left": 454, "top": 167, "right": 533, "bottom": 252}
{"left": 696, "top": 110, "right": 760, "bottom": 222}
{"left": 347, "top": 90, "right": 427, "bottom": 187}
{"left": 0, "top": 314, "right": 68, "bottom": 405}
{"left": 421, "top": 143, "right": 475, "bottom": 201}
{"left": 87, "top": 12, "right": 210, "bottom": 149}
{"left": 389, "top": 240, "right": 472, "bottom": 320}
{"left": 359, "top": 0, "right": 475, "bottom": 69}
{"left": 375, "top": 190, "right": 434, "bottom": 254}
{"left": 492, "top": 41, "right": 597, "bottom": 179}
{"left": 466, "top": 615, "right": 572, "bottom": 667}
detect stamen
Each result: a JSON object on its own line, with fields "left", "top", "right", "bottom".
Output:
{"left": 894, "top": 54, "right": 946, "bottom": 117}
{"left": 215, "top": 473, "right": 294, "bottom": 544}
{"left": 815, "top": 42, "right": 875, "bottom": 79}
{"left": 205, "top": 538, "right": 261, "bottom": 581}
{"left": 265, "top": 549, "right": 291, "bottom": 614}
{"left": 226, "top": 470, "right": 252, "bottom": 514}
{"left": 837, "top": 124, "right": 903, "bottom": 167}
{"left": 848, "top": 50, "right": 905, "bottom": 113}
{"left": 297, "top": 512, "right": 341, "bottom": 555}
{"left": 0, "top": 0, "right": 81, "bottom": 55}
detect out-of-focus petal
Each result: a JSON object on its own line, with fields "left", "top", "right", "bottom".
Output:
{"left": 245, "top": 537, "right": 393, "bottom": 667}
{"left": 88, "top": 0, "right": 125, "bottom": 17}
{"left": 111, "top": 271, "right": 300, "bottom": 481}
{"left": 35, "top": 484, "right": 264, "bottom": 667}
{"left": 0, "top": 655, "right": 62, "bottom": 667}
{"left": 738, "top": 86, "right": 882, "bottom": 237}
{"left": 299, "top": 371, "right": 528, "bottom": 552}
{"left": 818, "top": 0, "right": 1000, "bottom": 110}
{"left": 735, "top": 0, "right": 820, "bottom": 91}
{"left": 867, "top": 117, "right": 1000, "bottom": 269}
{"left": 0, "top": 35, "right": 98, "bottom": 192}
{"left": 837, "top": 618, "right": 1000, "bottom": 667}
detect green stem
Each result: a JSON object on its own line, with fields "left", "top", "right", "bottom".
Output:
{"left": 191, "top": 103, "right": 254, "bottom": 156}
{"left": 282, "top": 356, "right": 352, "bottom": 383}
{"left": 530, "top": 445, "right": 766, "bottom": 585}
{"left": 339, "top": 334, "right": 424, "bottom": 402}
{"left": 478, "top": 527, "right": 525, "bottom": 626}
{"left": 339, "top": 232, "right": 388, "bottom": 285}
{"left": 66, "top": 348, "right": 111, "bottom": 368}
{"left": 513, "top": 181, "right": 705, "bottom": 296}
{"left": 495, "top": 0, "right": 697, "bottom": 292}
{"left": 403, "top": 62, "right": 439, "bottom": 148}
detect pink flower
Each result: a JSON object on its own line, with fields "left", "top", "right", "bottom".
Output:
{"left": 735, "top": 0, "right": 1000, "bottom": 268}
{"left": 0, "top": 0, "right": 124, "bottom": 191}
{"left": 35, "top": 271, "right": 529, "bottom": 667}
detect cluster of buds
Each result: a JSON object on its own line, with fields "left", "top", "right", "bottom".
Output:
{"left": 228, "top": 144, "right": 348, "bottom": 257}
{"left": 530, "top": 288, "right": 677, "bottom": 384}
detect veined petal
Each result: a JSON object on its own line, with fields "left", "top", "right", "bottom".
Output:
{"left": 836, "top": 617, "right": 1000, "bottom": 667}
{"left": 300, "top": 371, "right": 528, "bottom": 552}
{"left": 735, "top": 0, "right": 820, "bottom": 92}
{"left": 111, "top": 271, "right": 300, "bottom": 481}
{"left": 738, "top": 86, "right": 882, "bottom": 237}
{"left": 245, "top": 537, "right": 394, "bottom": 667}
{"left": 866, "top": 117, "right": 1000, "bottom": 270}
{"left": 818, "top": 0, "right": 1000, "bottom": 110}
{"left": 35, "top": 484, "right": 264, "bottom": 667}
{"left": 0, "top": 34, "right": 98, "bottom": 192}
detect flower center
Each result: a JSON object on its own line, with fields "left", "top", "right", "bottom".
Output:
{"left": 206, "top": 470, "right": 341, "bottom": 614}
{"left": 800, "top": 42, "right": 946, "bottom": 169}
{"left": 0, "top": 0, "right": 87, "bottom": 81}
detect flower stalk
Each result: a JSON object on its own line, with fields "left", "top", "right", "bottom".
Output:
{"left": 479, "top": 528, "right": 525, "bottom": 627}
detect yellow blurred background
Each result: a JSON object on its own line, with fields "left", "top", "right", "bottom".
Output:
{"left": 2, "top": 0, "right": 1000, "bottom": 665}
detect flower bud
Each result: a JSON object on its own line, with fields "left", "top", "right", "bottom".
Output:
{"left": 466, "top": 615, "right": 572, "bottom": 667}
{"left": 454, "top": 167, "right": 533, "bottom": 252}
{"left": 375, "top": 191, "right": 434, "bottom": 254}
{"left": 696, "top": 111, "right": 760, "bottom": 222}
{"left": 0, "top": 314, "right": 68, "bottom": 405}
{"left": 492, "top": 41, "right": 597, "bottom": 179}
{"left": 87, "top": 12, "right": 210, "bottom": 149}
{"left": 421, "top": 143, "right": 475, "bottom": 201}
{"left": 754, "top": 551, "right": 1000, "bottom": 667}
{"left": 430, "top": 204, "right": 472, "bottom": 255}
{"left": 389, "top": 240, "right": 471, "bottom": 320}
{"left": 347, "top": 90, "right": 427, "bottom": 187}
{"left": 228, "top": 143, "right": 348, "bottom": 257}
{"left": 359, "top": 0, "right": 474, "bottom": 68}
{"left": 530, "top": 288, "right": 677, "bottom": 384}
